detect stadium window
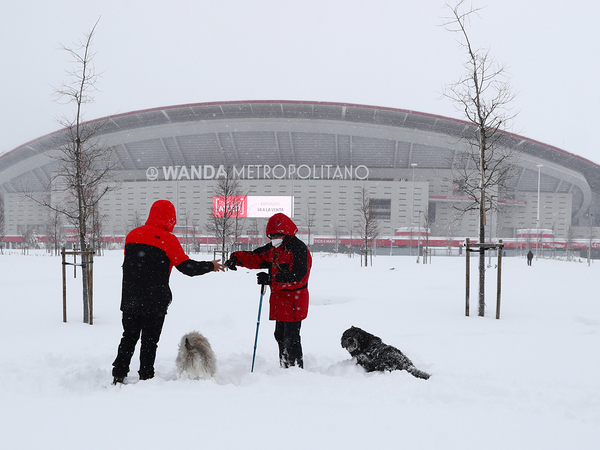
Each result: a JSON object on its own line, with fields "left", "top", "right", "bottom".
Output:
{"left": 369, "top": 198, "right": 391, "bottom": 220}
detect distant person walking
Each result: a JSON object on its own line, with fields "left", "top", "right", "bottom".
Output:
{"left": 527, "top": 250, "right": 534, "bottom": 266}
{"left": 112, "top": 200, "right": 225, "bottom": 385}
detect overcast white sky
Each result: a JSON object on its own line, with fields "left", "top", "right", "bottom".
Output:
{"left": 2, "top": 1, "right": 599, "bottom": 163}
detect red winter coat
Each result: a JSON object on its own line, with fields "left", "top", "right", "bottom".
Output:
{"left": 120, "top": 200, "right": 214, "bottom": 315}
{"left": 232, "top": 213, "right": 312, "bottom": 322}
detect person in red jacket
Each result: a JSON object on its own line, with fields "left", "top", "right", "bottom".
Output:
{"left": 112, "top": 200, "right": 225, "bottom": 385}
{"left": 225, "top": 213, "right": 312, "bottom": 368}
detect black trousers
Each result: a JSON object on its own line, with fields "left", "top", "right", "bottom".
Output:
{"left": 112, "top": 312, "right": 166, "bottom": 379}
{"left": 274, "top": 321, "right": 303, "bottom": 368}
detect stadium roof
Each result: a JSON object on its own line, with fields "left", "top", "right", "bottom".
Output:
{"left": 2, "top": 100, "right": 599, "bottom": 221}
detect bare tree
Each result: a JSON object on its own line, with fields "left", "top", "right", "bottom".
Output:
{"left": 247, "top": 218, "right": 260, "bottom": 251}
{"left": 206, "top": 167, "right": 244, "bottom": 256}
{"left": 51, "top": 19, "right": 116, "bottom": 242}
{"left": 89, "top": 203, "right": 108, "bottom": 255}
{"left": 19, "top": 224, "right": 37, "bottom": 255}
{"left": 181, "top": 210, "right": 199, "bottom": 254}
{"left": 346, "top": 221, "right": 355, "bottom": 256}
{"left": 444, "top": 211, "right": 462, "bottom": 256}
{"left": 566, "top": 225, "right": 575, "bottom": 261}
{"left": 187, "top": 215, "right": 199, "bottom": 253}
{"left": 45, "top": 209, "right": 64, "bottom": 256}
{"left": 332, "top": 222, "right": 343, "bottom": 253}
{"left": 420, "top": 209, "right": 432, "bottom": 262}
{"left": 304, "top": 207, "right": 316, "bottom": 249}
{"left": 33, "top": 19, "right": 117, "bottom": 322}
{"left": 129, "top": 210, "right": 145, "bottom": 230}
{"left": 550, "top": 222, "right": 557, "bottom": 260}
{"left": 230, "top": 204, "right": 245, "bottom": 251}
{"left": 355, "top": 186, "right": 380, "bottom": 266}
{"left": 442, "top": 1, "right": 519, "bottom": 316}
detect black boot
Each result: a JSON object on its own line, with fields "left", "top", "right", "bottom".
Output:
{"left": 279, "top": 345, "right": 290, "bottom": 368}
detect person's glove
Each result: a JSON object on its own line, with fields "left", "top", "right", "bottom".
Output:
{"left": 256, "top": 272, "right": 271, "bottom": 285}
{"left": 224, "top": 255, "right": 238, "bottom": 271}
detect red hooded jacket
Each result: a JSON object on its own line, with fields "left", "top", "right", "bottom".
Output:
{"left": 231, "top": 213, "right": 312, "bottom": 322}
{"left": 120, "top": 200, "right": 214, "bottom": 315}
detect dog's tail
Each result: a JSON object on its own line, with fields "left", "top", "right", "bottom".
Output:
{"left": 407, "top": 366, "right": 431, "bottom": 380}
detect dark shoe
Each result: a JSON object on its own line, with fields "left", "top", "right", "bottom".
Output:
{"left": 112, "top": 376, "right": 124, "bottom": 385}
{"left": 139, "top": 374, "right": 154, "bottom": 381}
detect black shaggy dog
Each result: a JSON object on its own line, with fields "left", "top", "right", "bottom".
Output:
{"left": 341, "top": 326, "right": 430, "bottom": 380}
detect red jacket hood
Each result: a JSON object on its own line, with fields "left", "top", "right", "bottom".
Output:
{"left": 145, "top": 200, "right": 177, "bottom": 232}
{"left": 266, "top": 213, "right": 298, "bottom": 236}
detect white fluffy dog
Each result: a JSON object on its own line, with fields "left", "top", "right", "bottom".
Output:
{"left": 175, "top": 331, "right": 217, "bottom": 380}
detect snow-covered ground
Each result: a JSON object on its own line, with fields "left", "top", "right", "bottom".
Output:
{"left": 1, "top": 250, "right": 598, "bottom": 449}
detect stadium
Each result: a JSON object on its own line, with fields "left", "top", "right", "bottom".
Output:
{"left": 1, "top": 100, "right": 600, "bottom": 255}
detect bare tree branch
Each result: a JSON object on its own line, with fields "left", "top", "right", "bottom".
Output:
{"left": 355, "top": 186, "right": 380, "bottom": 266}
{"left": 206, "top": 167, "right": 246, "bottom": 256}
{"left": 442, "top": 1, "right": 519, "bottom": 316}
{"left": 26, "top": 18, "right": 117, "bottom": 323}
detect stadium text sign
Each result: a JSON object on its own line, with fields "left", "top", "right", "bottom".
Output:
{"left": 213, "top": 196, "right": 292, "bottom": 218}
{"left": 146, "top": 164, "right": 369, "bottom": 181}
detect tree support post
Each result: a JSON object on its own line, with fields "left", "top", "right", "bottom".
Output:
{"left": 465, "top": 239, "right": 470, "bottom": 316}
{"left": 88, "top": 245, "right": 94, "bottom": 325}
{"left": 465, "top": 240, "right": 504, "bottom": 319}
{"left": 496, "top": 241, "right": 503, "bottom": 319}
{"left": 62, "top": 247, "right": 67, "bottom": 323}
{"left": 360, "top": 248, "right": 372, "bottom": 267}
{"left": 61, "top": 247, "right": 95, "bottom": 324}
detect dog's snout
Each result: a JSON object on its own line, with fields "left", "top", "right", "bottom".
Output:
{"left": 342, "top": 337, "right": 358, "bottom": 352}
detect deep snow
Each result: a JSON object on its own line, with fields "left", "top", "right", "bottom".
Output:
{"left": 1, "top": 250, "right": 599, "bottom": 449}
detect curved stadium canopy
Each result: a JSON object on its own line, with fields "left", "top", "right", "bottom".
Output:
{"left": 1, "top": 100, "right": 599, "bottom": 236}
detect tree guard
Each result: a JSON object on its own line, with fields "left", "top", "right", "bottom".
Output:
{"left": 464, "top": 239, "right": 504, "bottom": 319}
{"left": 61, "top": 247, "right": 95, "bottom": 324}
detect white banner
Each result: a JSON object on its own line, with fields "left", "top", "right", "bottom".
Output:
{"left": 247, "top": 196, "right": 293, "bottom": 218}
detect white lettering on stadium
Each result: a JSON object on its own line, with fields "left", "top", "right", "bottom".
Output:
{"left": 148, "top": 164, "right": 369, "bottom": 181}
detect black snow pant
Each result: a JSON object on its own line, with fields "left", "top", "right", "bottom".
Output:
{"left": 274, "top": 321, "right": 303, "bottom": 368}
{"left": 112, "top": 312, "right": 166, "bottom": 380}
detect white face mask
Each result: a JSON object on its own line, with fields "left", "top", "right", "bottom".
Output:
{"left": 271, "top": 238, "right": 283, "bottom": 248}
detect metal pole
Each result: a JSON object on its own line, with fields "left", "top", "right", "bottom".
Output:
{"left": 465, "top": 238, "right": 470, "bottom": 316}
{"left": 62, "top": 247, "right": 67, "bottom": 323}
{"left": 251, "top": 284, "right": 266, "bottom": 372}
{"left": 496, "top": 241, "right": 503, "bottom": 319}
{"left": 81, "top": 249, "right": 88, "bottom": 324}
{"left": 88, "top": 247, "right": 94, "bottom": 325}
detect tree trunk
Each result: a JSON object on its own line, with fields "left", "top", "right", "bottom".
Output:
{"left": 479, "top": 127, "right": 486, "bottom": 317}
{"left": 79, "top": 225, "right": 90, "bottom": 323}
{"left": 478, "top": 182, "right": 486, "bottom": 316}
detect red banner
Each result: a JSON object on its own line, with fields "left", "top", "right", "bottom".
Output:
{"left": 212, "top": 196, "right": 247, "bottom": 217}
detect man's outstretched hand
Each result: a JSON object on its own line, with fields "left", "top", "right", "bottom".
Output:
{"left": 212, "top": 260, "right": 226, "bottom": 272}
